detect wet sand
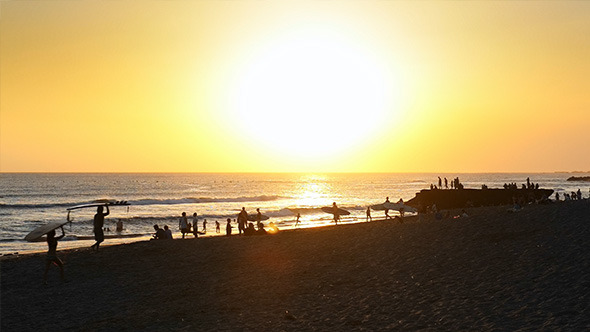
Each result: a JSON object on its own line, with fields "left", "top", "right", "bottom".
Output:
{"left": 2, "top": 200, "right": 589, "bottom": 331}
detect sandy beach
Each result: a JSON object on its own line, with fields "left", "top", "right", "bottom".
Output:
{"left": 2, "top": 200, "right": 589, "bottom": 331}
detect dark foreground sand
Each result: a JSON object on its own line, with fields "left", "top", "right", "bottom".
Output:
{"left": 2, "top": 200, "right": 589, "bottom": 331}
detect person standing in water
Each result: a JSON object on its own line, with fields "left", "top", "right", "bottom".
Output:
{"left": 332, "top": 202, "right": 341, "bottom": 225}
{"left": 91, "top": 205, "right": 109, "bottom": 251}
{"left": 44, "top": 226, "right": 65, "bottom": 284}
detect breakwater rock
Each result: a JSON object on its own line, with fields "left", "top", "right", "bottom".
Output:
{"left": 566, "top": 176, "right": 590, "bottom": 182}
{"left": 406, "top": 188, "right": 554, "bottom": 211}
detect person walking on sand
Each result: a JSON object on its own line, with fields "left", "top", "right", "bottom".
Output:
{"left": 215, "top": 220, "right": 220, "bottom": 233}
{"left": 44, "top": 226, "right": 65, "bottom": 284}
{"left": 332, "top": 202, "right": 341, "bottom": 225}
{"left": 91, "top": 205, "right": 109, "bottom": 251}
{"left": 179, "top": 212, "right": 189, "bottom": 239}
{"left": 226, "top": 218, "right": 232, "bottom": 236}
{"left": 202, "top": 219, "right": 207, "bottom": 233}
{"left": 384, "top": 197, "right": 391, "bottom": 220}
{"left": 238, "top": 207, "right": 248, "bottom": 235}
{"left": 366, "top": 206, "right": 372, "bottom": 222}
{"left": 294, "top": 213, "right": 301, "bottom": 228}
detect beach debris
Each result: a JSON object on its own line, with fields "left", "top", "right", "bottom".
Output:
{"left": 283, "top": 310, "right": 296, "bottom": 321}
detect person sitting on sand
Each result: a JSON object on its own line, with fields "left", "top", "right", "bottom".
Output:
{"left": 256, "top": 223, "right": 267, "bottom": 235}
{"left": 152, "top": 224, "right": 166, "bottom": 240}
{"left": 244, "top": 222, "right": 256, "bottom": 236}
{"left": 179, "top": 212, "right": 189, "bottom": 239}
{"left": 226, "top": 218, "right": 232, "bottom": 236}
{"left": 44, "top": 226, "right": 65, "bottom": 284}
{"left": 91, "top": 205, "right": 109, "bottom": 251}
{"left": 164, "top": 225, "right": 173, "bottom": 239}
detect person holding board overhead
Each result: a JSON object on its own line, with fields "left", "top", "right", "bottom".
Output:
{"left": 44, "top": 226, "right": 65, "bottom": 284}
{"left": 91, "top": 205, "right": 109, "bottom": 251}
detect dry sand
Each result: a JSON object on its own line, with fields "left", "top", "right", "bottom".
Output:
{"left": 2, "top": 200, "right": 589, "bottom": 331}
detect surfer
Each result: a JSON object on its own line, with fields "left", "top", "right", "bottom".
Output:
{"left": 332, "top": 202, "right": 340, "bottom": 225}
{"left": 44, "top": 226, "right": 65, "bottom": 284}
{"left": 384, "top": 197, "right": 391, "bottom": 220}
{"left": 91, "top": 205, "right": 109, "bottom": 251}
{"left": 179, "top": 212, "right": 189, "bottom": 239}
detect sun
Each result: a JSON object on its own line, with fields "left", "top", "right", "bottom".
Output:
{"left": 227, "top": 28, "right": 393, "bottom": 159}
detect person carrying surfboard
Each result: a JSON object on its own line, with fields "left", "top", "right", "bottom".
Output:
{"left": 44, "top": 226, "right": 65, "bottom": 284}
{"left": 91, "top": 205, "right": 109, "bottom": 251}
{"left": 332, "top": 202, "right": 340, "bottom": 225}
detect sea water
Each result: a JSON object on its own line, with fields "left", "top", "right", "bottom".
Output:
{"left": 1, "top": 172, "right": 588, "bottom": 254}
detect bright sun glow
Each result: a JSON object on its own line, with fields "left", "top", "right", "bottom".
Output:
{"left": 229, "top": 28, "right": 393, "bottom": 158}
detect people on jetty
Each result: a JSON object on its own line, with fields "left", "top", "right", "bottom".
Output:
{"left": 225, "top": 218, "right": 232, "bottom": 236}
{"left": 164, "top": 225, "right": 173, "bottom": 239}
{"left": 238, "top": 207, "right": 248, "bottom": 235}
{"left": 444, "top": 177, "right": 448, "bottom": 189}
{"left": 152, "top": 224, "right": 166, "bottom": 240}
{"left": 91, "top": 205, "right": 109, "bottom": 251}
{"left": 44, "top": 226, "right": 65, "bottom": 284}
{"left": 179, "top": 212, "right": 189, "bottom": 239}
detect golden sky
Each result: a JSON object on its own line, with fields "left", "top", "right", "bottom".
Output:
{"left": 1, "top": 1, "right": 589, "bottom": 172}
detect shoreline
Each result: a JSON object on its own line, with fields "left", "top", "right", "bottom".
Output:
{"left": 2, "top": 200, "right": 589, "bottom": 330}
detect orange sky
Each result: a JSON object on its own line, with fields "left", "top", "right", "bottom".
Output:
{"left": 1, "top": 1, "right": 589, "bottom": 172}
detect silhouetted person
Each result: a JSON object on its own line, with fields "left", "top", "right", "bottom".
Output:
{"left": 179, "top": 212, "right": 189, "bottom": 239}
{"left": 294, "top": 213, "right": 301, "bottom": 227}
{"left": 244, "top": 222, "right": 256, "bottom": 236}
{"left": 215, "top": 220, "right": 220, "bottom": 233}
{"left": 203, "top": 219, "right": 207, "bottom": 233}
{"left": 226, "top": 218, "right": 232, "bottom": 236}
{"left": 366, "top": 206, "right": 372, "bottom": 222}
{"left": 332, "top": 202, "right": 341, "bottom": 225}
{"left": 91, "top": 205, "right": 109, "bottom": 251}
{"left": 256, "top": 208, "right": 263, "bottom": 230}
{"left": 153, "top": 224, "right": 166, "bottom": 240}
{"left": 116, "top": 220, "right": 123, "bottom": 232}
{"left": 164, "top": 225, "right": 173, "bottom": 239}
{"left": 192, "top": 213, "right": 199, "bottom": 236}
{"left": 384, "top": 197, "right": 391, "bottom": 220}
{"left": 44, "top": 227, "right": 65, "bottom": 284}
{"left": 238, "top": 207, "right": 248, "bottom": 235}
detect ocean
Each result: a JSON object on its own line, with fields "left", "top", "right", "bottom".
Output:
{"left": 1, "top": 172, "right": 588, "bottom": 255}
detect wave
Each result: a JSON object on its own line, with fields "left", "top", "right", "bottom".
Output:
{"left": 130, "top": 195, "right": 287, "bottom": 206}
{"left": 0, "top": 195, "right": 287, "bottom": 210}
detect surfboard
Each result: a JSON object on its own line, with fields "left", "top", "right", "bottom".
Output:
{"left": 371, "top": 202, "right": 416, "bottom": 213}
{"left": 67, "top": 201, "right": 129, "bottom": 211}
{"left": 321, "top": 206, "right": 350, "bottom": 216}
{"left": 25, "top": 220, "right": 69, "bottom": 242}
{"left": 247, "top": 214, "right": 270, "bottom": 222}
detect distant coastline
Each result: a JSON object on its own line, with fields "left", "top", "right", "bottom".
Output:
{"left": 567, "top": 176, "right": 590, "bottom": 182}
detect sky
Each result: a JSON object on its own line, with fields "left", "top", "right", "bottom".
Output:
{"left": 1, "top": 1, "right": 589, "bottom": 173}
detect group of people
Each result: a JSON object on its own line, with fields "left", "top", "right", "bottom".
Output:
{"left": 555, "top": 189, "right": 585, "bottom": 201}
{"left": 430, "top": 176, "right": 464, "bottom": 190}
